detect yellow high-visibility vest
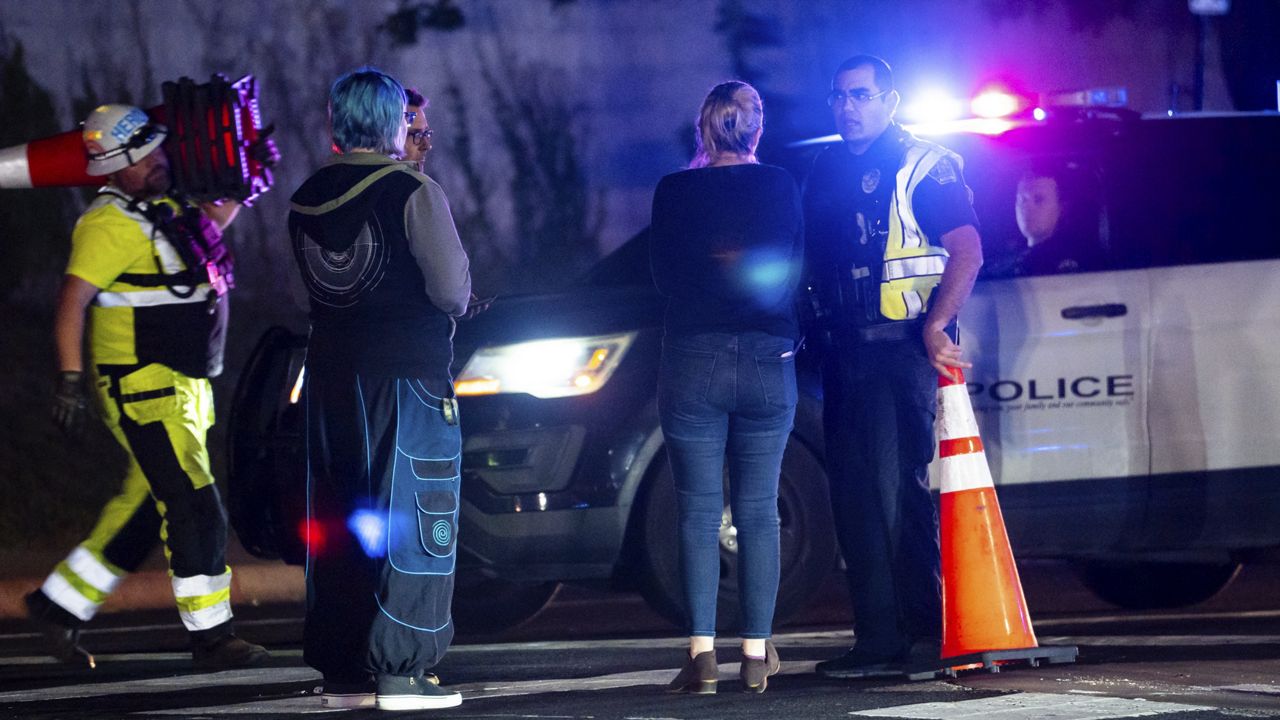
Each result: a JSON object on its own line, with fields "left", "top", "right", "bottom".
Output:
{"left": 879, "top": 139, "right": 963, "bottom": 320}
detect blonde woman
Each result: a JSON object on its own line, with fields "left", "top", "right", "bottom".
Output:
{"left": 650, "top": 81, "right": 803, "bottom": 694}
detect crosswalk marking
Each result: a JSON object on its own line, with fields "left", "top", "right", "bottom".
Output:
{"left": 849, "top": 692, "right": 1205, "bottom": 719}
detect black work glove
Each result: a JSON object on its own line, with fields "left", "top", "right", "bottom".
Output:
{"left": 52, "top": 371, "right": 90, "bottom": 439}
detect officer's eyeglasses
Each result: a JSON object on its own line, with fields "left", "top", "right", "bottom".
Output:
{"left": 827, "top": 89, "right": 890, "bottom": 108}
{"left": 408, "top": 128, "right": 433, "bottom": 142}
{"left": 404, "top": 110, "right": 418, "bottom": 123}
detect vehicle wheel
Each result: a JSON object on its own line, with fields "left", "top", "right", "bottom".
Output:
{"left": 451, "top": 571, "right": 561, "bottom": 634}
{"left": 1077, "top": 560, "right": 1242, "bottom": 609}
{"left": 636, "top": 435, "right": 837, "bottom": 632}
{"left": 227, "top": 326, "right": 309, "bottom": 565}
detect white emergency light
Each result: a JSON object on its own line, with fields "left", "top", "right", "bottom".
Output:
{"left": 903, "top": 89, "right": 964, "bottom": 124}
{"left": 1188, "top": 0, "right": 1230, "bottom": 15}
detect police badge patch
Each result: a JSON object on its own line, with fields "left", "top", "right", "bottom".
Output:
{"left": 929, "top": 156, "right": 959, "bottom": 185}
{"left": 862, "top": 168, "right": 880, "bottom": 194}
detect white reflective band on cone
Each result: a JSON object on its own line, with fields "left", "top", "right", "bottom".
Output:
{"left": 939, "top": 452, "right": 996, "bottom": 494}
{"left": 40, "top": 573, "right": 98, "bottom": 621}
{"left": 95, "top": 288, "right": 209, "bottom": 308}
{"left": 66, "top": 546, "right": 123, "bottom": 595}
{"left": 936, "top": 384, "right": 980, "bottom": 440}
{"left": 0, "top": 144, "right": 32, "bottom": 188}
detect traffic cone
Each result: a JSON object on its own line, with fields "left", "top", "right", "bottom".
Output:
{"left": 930, "top": 367, "right": 1076, "bottom": 676}
{"left": 0, "top": 128, "right": 98, "bottom": 189}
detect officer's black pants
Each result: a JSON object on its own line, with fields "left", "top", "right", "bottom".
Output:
{"left": 821, "top": 336, "right": 942, "bottom": 659}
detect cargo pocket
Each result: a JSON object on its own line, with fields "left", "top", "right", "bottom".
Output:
{"left": 94, "top": 375, "right": 120, "bottom": 426}
{"left": 416, "top": 480, "right": 458, "bottom": 559}
{"left": 388, "top": 457, "right": 459, "bottom": 576}
{"left": 386, "top": 379, "right": 461, "bottom": 576}
{"left": 117, "top": 364, "right": 180, "bottom": 425}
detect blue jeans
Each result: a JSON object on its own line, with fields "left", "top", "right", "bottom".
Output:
{"left": 657, "top": 331, "right": 798, "bottom": 639}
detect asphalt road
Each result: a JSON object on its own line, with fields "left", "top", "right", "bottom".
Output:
{"left": 2, "top": 562, "right": 1278, "bottom": 719}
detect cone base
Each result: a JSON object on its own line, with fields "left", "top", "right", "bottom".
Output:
{"left": 905, "top": 645, "right": 1079, "bottom": 681}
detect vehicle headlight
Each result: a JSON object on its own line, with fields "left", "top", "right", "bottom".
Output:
{"left": 455, "top": 332, "right": 636, "bottom": 398}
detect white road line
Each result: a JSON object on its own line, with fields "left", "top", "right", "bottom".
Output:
{"left": 1221, "top": 684, "right": 1280, "bottom": 695}
{"left": 0, "top": 649, "right": 305, "bottom": 666}
{"left": 0, "top": 667, "right": 321, "bottom": 703}
{"left": 5, "top": 625, "right": 1277, "bottom": 655}
{"left": 134, "top": 667, "right": 679, "bottom": 715}
{"left": 3, "top": 629, "right": 1277, "bottom": 669}
{"left": 849, "top": 692, "right": 1205, "bottom": 719}
{"left": 1041, "top": 635, "right": 1280, "bottom": 646}
{"left": 1034, "top": 609, "right": 1280, "bottom": 627}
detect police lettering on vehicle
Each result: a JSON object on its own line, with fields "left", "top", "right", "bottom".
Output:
{"left": 967, "top": 375, "right": 1135, "bottom": 403}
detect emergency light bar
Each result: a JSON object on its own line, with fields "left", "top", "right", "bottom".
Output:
{"left": 787, "top": 83, "right": 1132, "bottom": 148}
{"left": 1040, "top": 87, "right": 1129, "bottom": 109}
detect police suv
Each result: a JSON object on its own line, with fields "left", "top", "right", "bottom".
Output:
{"left": 230, "top": 99, "right": 1280, "bottom": 630}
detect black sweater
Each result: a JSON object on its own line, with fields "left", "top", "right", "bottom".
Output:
{"left": 649, "top": 163, "right": 804, "bottom": 341}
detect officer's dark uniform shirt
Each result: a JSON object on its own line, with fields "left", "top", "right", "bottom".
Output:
{"left": 803, "top": 123, "right": 978, "bottom": 327}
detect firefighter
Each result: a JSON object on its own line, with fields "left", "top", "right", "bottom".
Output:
{"left": 803, "top": 56, "right": 984, "bottom": 679}
{"left": 25, "top": 104, "right": 269, "bottom": 670}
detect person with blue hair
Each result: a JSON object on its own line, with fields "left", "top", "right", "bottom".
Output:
{"left": 288, "top": 67, "right": 471, "bottom": 712}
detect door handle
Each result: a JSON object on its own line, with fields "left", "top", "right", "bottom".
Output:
{"left": 1061, "top": 303, "right": 1128, "bottom": 320}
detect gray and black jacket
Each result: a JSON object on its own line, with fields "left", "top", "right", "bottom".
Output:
{"left": 288, "top": 153, "right": 471, "bottom": 378}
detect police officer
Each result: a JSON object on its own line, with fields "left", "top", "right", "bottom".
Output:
{"left": 25, "top": 104, "right": 268, "bottom": 669}
{"left": 803, "top": 56, "right": 983, "bottom": 679}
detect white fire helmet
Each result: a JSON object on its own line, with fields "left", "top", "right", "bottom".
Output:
{"left": 82, "top": 104, "right": 167, "bottom": 176}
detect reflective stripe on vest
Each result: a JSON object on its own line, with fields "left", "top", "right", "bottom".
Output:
{"left": 880, "top": 140, "right": 959, "bottom": 320}
{"left": 96, "top": 288, "right": 207, "bottom": 308}
{"left": 172, "top": 569, "right": 233, "bottom": 631}
{"left": 88, "top": 193, "right": 209, "bottom": 309}
{"left": 883, "top": 254, "right": 947, "bottom": 281}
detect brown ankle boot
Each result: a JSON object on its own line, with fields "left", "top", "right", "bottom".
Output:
{"left": 740, "top": 640, "right": 780, "bottom": 693}
{"left": 667, "top": 649, "right": 718, "bottom": 694}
